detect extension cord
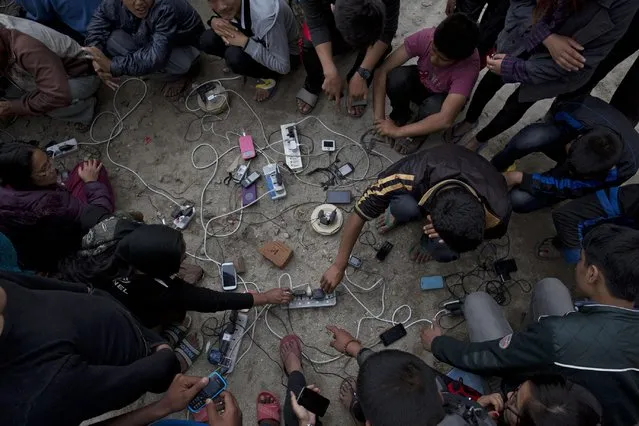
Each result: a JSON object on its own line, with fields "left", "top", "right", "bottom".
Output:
{"left": 196, "top": 81, "right": 228, "bottom": 114}
{"left": 280, "top": 123, "right": 303, "bottom": 170}
{"left": 263, "top": 163, "right": 286, "bottom": 200}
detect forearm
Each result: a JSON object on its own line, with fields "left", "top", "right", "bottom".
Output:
{"left": 396, "top": 112, "right": 452, "bottom": 138}
{"left": 360, "top": 41, "right": 389, "bottom": 71}
{"left": 315, "top": 42, "right": 336, "bottom": 74}
{"left": 96, "top": 401, "right": 170, "bottom": 426}
{"left": 334, "top": 214, "right": 366, "bottom": 268}
{"left": 372, "top": 70, "right": 388, "bottom": 120}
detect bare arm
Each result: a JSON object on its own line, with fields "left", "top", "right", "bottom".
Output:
{"left": 396, "top": 93, "right": 467, "bottom": 138}
{"left": 373, "top": 45, "right": 411, "bottom": 120}
{"left": 360, "top": 40, "right": 391, "bottom": 71}
{"left": 320, "top": 213, "right": 366, "bottom": 292}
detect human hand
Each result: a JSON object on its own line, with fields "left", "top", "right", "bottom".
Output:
{"left": 320, "top": 263, "right": 345, "bottom": 293}
{"left": 543, "top": 33, "right": 585, "bottom": 72}
{"left": 290, "top": 386, "right": 320, "bottom": 424}
{"left": 0, "top": 101, "right": 12, "bottom": 116}
{"left": 96, "top": 70, "right": 120, "bottom": 91}
{"left": 502, "top": 171, "right": 523, "bottom": 190}
{"left": 477, "top": 393, "right": 504, "bottom": 419}
{"left": 158, "top": 374, "right": 209, "bottom": 415}
{"left": 322, "top": 67, "right": 343, "bottom": 107}
{"left": 348, "top": 73, "right": 368, "bottom": 114}
{"left": 211, "top": 18, "right": 238, "bottom": 38}
{"left": 423, "top": 215, "right": 444, "bottom": 243}
{"left": 83, "top": 46, "right": 112, "bottom": 74}
{"left": 78, "top": 159, "right": 103, "bottom": 183}
{"left": 486, "top": 53, "right": 505, "bottom": 75}
{"left": 207, "top": 391, "right": 242, "bottom": 426}
{"left": 374, "top": 117, "right": 401, "bottom": 138}
{"left": 420, "top": 325, "right": 443, "bottom": 351}
{"left": 264, "top": 287, "right": 294, "bottom": 305}
{"left": 445, "top": 0, "right": 456, "bottom": 15}
{"left": 327, "top": 325, "right": 361, "bottom": 356}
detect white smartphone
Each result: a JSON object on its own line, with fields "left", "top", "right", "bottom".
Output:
{"left": 220, "top": 262, "right": 237, "bottom": 291}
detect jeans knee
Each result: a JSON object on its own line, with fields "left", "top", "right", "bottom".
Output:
{"left": 510, "top": 189, "right": 537, "bottom": 213}
{"left": 224, "top": 47, "right": 248, "bottom": 73}
{"left": 463, "top": 291, "right": 494, "bottom": 312}
{"left": 417, "top": 95, "right": 445, "bottom": 120}
{"left": 534, "top": 278, "right": 567, "bottom": 296}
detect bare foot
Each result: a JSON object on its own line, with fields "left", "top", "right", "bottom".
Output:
{"left": 163, "top": 76, "right": 191, "bottom": 98}
{"left": 155, "top": 343, "right": 171, "bottom": 353}
{"left": 297, "top": 99, "right": 313, "bottom": 115}
{"left": 409, "top": 243, "right": 433, "bottom": 264}
{"left": 463, "top": 136, "right": 481, "bottom": 152}
{"left": 280, "top": 336, "right": 302, "bottom": 374}
{"left": 255, "top": 87, "right": 271, "bottom": 102}
{"left": 375, "top": 210, "right": 397, "bottom": 234}
{"left": 348, "top": 105, "right": 366, "bottom": 118}
{"left": 258, "top": 394, "right": 279, "bottom": 426}
{"left": 339, "top": 377, "right": 364, "bottom": 425}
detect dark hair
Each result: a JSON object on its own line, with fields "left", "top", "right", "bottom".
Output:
{"left": 519, "top": 375, "right": 602, "bottom": 426}
{"left": 566, "top": 126, "right": 623, "bottom": 177}
{"left": 334, "top": 0, "right": 385, "bottom": 49}
{"left": 0, "top": 141, "right": 38, "bottom": 190}
{"left": 433, "top": 14, "right": 479, "bottom": 61}
{"left": 430, "top": 186, "right": 485, "bottom": 253}
{"left": 358, "top": 350, "right": 445, "bottom": 426}
{"left": 582, "top": 223, "right": 639, "bottom": 302}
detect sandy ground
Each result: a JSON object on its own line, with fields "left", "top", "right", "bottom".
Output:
{"left": 6, "top": 0, "right": 637, "bottom": 424}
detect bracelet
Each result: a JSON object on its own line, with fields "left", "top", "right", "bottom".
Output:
{"left": 343, "top": 339, "right": 360, "bottom": 355}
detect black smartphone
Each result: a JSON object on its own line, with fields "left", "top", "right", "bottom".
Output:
{"left": 379, "top": 323, "right": 407, "bottom": 346}
{"left": 375, "top": 241, "right": 394, "bottom": 261}
{"left": 326, "top": 190, "right": 352, "bottom": 204}
{"left": 297, "top": 387, "right": 330, "bottom": 417}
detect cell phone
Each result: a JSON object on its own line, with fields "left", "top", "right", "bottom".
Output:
{"left": 348, "top": 255, "right": 362, "bottom": 269}
{"left": 239, "top": 134, "right": 256, "bottom": 160}
{"left": 494, "top": 258, "right": 518, "bottom": 280}
{"left": 326, "top": 190, "right": 352, "bottom": 204}
{"left": 220, "top": 262, "right": 237, "bottom": 291}
{"left": 241, "top": 171, "right": 260, "bottom": 188}
{"left": 188, "top": 372, "right": 228, "bottom": 413}
{"left": 242, "top": 184, "right": 257, "bottom": 207}
{"left": 337, "top": 162, "right": 354, "bottom": 178}
{"left": 321, "top": 139, "right": 336, "bottom": 152}
{"left": 379, "top": 323, "right": 407, "bottom": 346}
{"left": 297, "top": 387, "right": 330, "bottom": 417}
{"left": 420, "top": 275, "right": 444, "bottom": 291}
{"left": 376, "top": 241, "right": 393, "bottom": 261}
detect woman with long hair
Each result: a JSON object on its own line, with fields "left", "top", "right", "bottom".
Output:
{"left": 0, "top": 140, "right": 114, "bottom": 272}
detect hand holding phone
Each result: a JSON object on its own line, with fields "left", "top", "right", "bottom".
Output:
{"left": 294, "top": 385, "right": 330, "bottom": 418}
{"left": 188, "top": 372, "right": 228, "bottom": 413}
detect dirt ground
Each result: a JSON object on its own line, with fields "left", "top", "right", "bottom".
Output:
{"left": 8, "top": 0, "right": 637, "bottom": 424}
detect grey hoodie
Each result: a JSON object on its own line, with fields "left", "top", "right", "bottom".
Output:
{"left": 242, "top": 0, "right": 299, "bottom": 75}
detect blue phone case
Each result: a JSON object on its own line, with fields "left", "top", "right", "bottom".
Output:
{"left": 187, "top": 372, "right": 228, "bottom": 413}
{"left": 420, "top": 275, "right": 444, "bottom": 291}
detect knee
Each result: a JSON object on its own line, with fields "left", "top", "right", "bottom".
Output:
{"left": 106, "top": 29, "right": 135, "bottom": 56}
{"left": 511, "top": 123, "right": 557, "bottom": 150}
{"left": 417, "top": 95, "right": 445, "bottom": 120}
{"left": 224, "top": 47, "right": 247, "bottom": 73}
{"left": 463, "top": 291, "right": 494, "bottom": 313}
{"left": 199, "top": 29, "right": 216, "bottom": 53}
{"left": 534, "top": 278, "right": 567, "bottom": 297}
{"left": 510, "top": 189, "right": 536, "bottom": 213}
{"left": 386, "top": 68, "right": 406, "bottom": 95}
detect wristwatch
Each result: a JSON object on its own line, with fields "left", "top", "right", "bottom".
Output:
{"left": 357, "top": 66, "right": 372, "bottom": 80}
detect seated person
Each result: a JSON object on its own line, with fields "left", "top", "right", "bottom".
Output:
{"left": 0, "top": 141, "right": 114, "bottom": 272}
{"left": 296, "top": 0, "right": 399, "bottom": 117}
{"left": 84, "top": 0, "right": 205, "bottom": 97}
{"left": 200, "top": 0, "right": 300, "bottom": 102}
{"left": 421, "top": 223, "right": 639, "bottom": 426}
{"left": 15, "top": 0, "right": 102, "bottom": 43}
{"left": 0, "top": 16, "right": 100, "bottom": 126}
{"left": 59, "top": 222, "right": 293, "bottom": 329}
{"left": 320, "top": 144, "right": 511, "bottom": 293}
{"left": 546, "top": 185, "right": 639, "bottom": 263}
{"left": 372, "top": 14, "right": 480, "bottom": 155}
{"left": 0, "top": 271, "right": 180, "bottom": 426}
{"left": 91, "top": 377, "right": 242, "bottom": 426}
{"left": 495, "top": 95, "right": 639, "bottom": 213}
{"left": 325, "top": 327, "right": 600, "bottom": 426}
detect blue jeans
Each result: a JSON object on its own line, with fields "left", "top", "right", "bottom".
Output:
{"left": 389, "top": 194, "right": 459, "bottom": 262}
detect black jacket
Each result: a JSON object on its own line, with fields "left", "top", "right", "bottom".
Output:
{"left": 85, "top": 0, "right": 204, "bottom": 77}
{"left": 355, "top": 145, "right": 511, "bottom": 239}
{"left": 520, "top": 95, "right": 639, "bottom": 200}
{"left": 431, "top": 304, "right": 639, "bottom": 426}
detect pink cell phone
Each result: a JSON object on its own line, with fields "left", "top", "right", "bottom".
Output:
{"left": 239, "top": 134, "right": 256, "bottom": 160}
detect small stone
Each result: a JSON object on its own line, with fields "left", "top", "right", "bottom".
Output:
{"left": 281, "top": 232, "right": 290, "bottom": 239}
{"left": 421, "top": 1, "right": 432, "bottom": 6}
{"left": 274, "top": 228, "right": 280, "bottom": 235}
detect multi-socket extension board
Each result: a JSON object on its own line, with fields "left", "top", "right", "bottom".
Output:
{"left": 286, "top": 288, "right": 337, "bottom": 309}
{"left": 263, "top": 164, "right": 287, "bottom": 200}
{"left": 281, "top": 123, "right": 303, "bottom": 170}
{"left": 208, "top": 312, "right": 248, "bottom": 374}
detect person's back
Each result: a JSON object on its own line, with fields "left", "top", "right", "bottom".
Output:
{"left": 0, "top": 272, "right": 178, "bottom": 426}
{"left": 16, "top": 0, "right": 102, "bottom": 36}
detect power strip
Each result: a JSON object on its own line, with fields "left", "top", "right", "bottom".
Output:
{"left": 45, "top": 138, "right": 78, "bottom": 158}
{"left": 263, "top": 164, "right": 286, "bottom": 200}
{"left": 208, "top": 311, "right": 249, "bottom": 374}
{"left": 286, "top": 290, "right": 337, "bottom": 309}
{"left": 280, "top": 123, "right": 303, "bottom": 170}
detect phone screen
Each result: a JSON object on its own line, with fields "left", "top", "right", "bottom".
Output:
{"left": 327, "top": 190, "right": 352, "bottom": 204}
{"left": 297, "top": 387, "right": 330, "bottom": 417}
{"left": 188, "top": 373, "right": 227, "bottom": 412}
{"left": 221, "top": 264, "right": 237, "bottom": 290}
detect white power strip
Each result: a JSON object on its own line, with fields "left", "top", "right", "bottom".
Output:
{"left": 280, "top": 123, "right": 303, "bottom": 170}
{"left": 286, "top": 291, "right": 337, "bottom": 309}
{"left": 45, "top": 138, "right": 78, "bottom": 158}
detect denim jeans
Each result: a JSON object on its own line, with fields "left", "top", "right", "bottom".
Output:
{"left": 386, "top": 66, "right": 447, "bottom": 126}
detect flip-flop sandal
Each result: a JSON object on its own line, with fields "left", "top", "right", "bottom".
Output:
{"left": 174, "top": 331, "right": 203, "bottom": 372}
{"left": 257, "top": 391, "right": 281, "bottom": 424}
{"left": 296, "top": 88, "right": 318, "bottom": 115}
{"left": 394, "top": 137, "right": 424, "bottom": 155}
{"left": 443, "top": 121, "right": 477, "bottom": 145}
{"left": 162, "top": 314, "right": 193, "bottom": 347}
{"left": 360, "top": 128, "right": 394, "bottom": 151}
{"left": 340, "top": 377, "right": 362, "bottom": 422}
{"left": 255, "top": 78, "right": 278, "bottom": 102}
{"left": 376, "top": 208, "right": 398, "bottom": 234}
{"left": 348, "top": 99, "right": 368, "bottom": 118}
{"left": 535, "top": 237, "right": 562, "bottom": 260}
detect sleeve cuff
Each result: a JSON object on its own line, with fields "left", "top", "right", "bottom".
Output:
{"left": 110, "top": 58, "right": 123, "bottom": 78}
{"left": 526, "top": 24, "right": 551, "bottom": 52}
{"left": 354, "top": 205, "right": 373, "bottom": 221}
{"left": 244, "top": 38, "right": 259, "bottom": 58}
{"left": 356, "top": 347, "right": 375, "bottom": 366}
{"left": 500, "top": 56, "right": 521, "bottom": 83}
{"left": 309, "top": 28, "right": 331, "bottom": 46}
{"left": 519, "top": 172, "right": 535, "bottom": 192}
